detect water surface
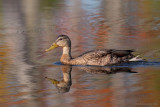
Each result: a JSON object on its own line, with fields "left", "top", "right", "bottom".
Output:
{"left": 0, "top": 0, "right": 160, "bottom": 107}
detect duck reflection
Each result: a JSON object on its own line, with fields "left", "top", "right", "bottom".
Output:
{"left": 77, "top": 66, "right": 137, "bottom": 74}
{"left": 45, "top": 65, "right": 136, "bottom": 93}
{"left": 45, "top": 65, "right": 72, "bottom": 93}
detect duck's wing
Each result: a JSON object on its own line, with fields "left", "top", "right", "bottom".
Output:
{"left": 71, "top": 50, "right": 111, "bottom": 66}
{"left": 73, "top": 49, "right": 135, "bottom": 66}
{"left": 77, "top": 49, "right": 133, "bottom": 59}
{"left": 111, "top": 50, "right": 135, "bottom": 57}
{"left": 83, "top": 49, "right": 134, "bottom": 58}
{"left": 80, "top": 49, "right": 110, "bottom": 59}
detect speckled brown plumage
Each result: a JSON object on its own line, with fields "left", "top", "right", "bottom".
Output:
{"left": 46, "top": 35, "right": 143, "bottom": 66}
{"left": 68, "top": 49, "right": 134, "bottom": 66}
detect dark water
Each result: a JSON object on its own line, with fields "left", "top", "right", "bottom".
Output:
{"left": 0, "top": 0, "right": 160, "bottom": 107}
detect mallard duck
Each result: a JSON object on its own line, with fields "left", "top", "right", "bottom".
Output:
{"left": 45, "top": 35, "right": 143, "bottom": 66}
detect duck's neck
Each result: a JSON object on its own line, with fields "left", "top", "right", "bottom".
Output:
{"left": 61, "top": 46, "right": 72, "bottom": 63}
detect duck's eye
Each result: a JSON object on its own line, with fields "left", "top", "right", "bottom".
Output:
{"left": 59, "top": 38, "right": 63, "bottom": 41}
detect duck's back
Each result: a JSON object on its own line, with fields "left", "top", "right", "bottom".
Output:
{"left": 71, "top": 49, "right": 134, "bottom": 66}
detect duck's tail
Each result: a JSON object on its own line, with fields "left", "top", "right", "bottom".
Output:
{"left": 129, "top": 55, "right": 145, "bottom": 62}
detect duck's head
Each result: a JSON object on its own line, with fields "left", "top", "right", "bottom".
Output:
{"left": 45, "top": 35, "right": 71, "bottom": 52}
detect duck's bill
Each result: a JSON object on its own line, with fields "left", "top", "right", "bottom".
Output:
{"left": 45, "top": 43, "right": 59, "bottom": 52}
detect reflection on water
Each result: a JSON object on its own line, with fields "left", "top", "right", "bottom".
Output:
{"left": 46, "top": 66, "right": 72, "bottom": 93}
{"left": 0, "top": 0, "right": 160, "bottom": 106}
{"left": 77, "top": 66, "right": 137, "bottom": 74}
{"left": 45, "top": 65, "right": 137, "bottom": 94}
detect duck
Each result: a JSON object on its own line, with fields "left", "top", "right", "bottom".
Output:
{"left": 45, "top": 35, "right": 143, "bottom": 66}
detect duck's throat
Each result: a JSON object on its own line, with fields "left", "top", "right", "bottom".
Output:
{"left": 60, "top": 46, "right": 72, "bottom": 63}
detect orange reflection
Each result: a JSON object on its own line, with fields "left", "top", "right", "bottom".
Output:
{"left": 0, "top": 35, "right": 10, "bottom": 104}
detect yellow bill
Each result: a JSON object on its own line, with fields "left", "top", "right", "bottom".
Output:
{"left": 45, "top": 77, "right": 59, "bottom": 85}
{"left": 45, "top": 43, "right": 59, "bottom": 52}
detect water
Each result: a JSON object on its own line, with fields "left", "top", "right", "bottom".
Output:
{"left": 0, "top": 0, "right": 160, "bottom": 106}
